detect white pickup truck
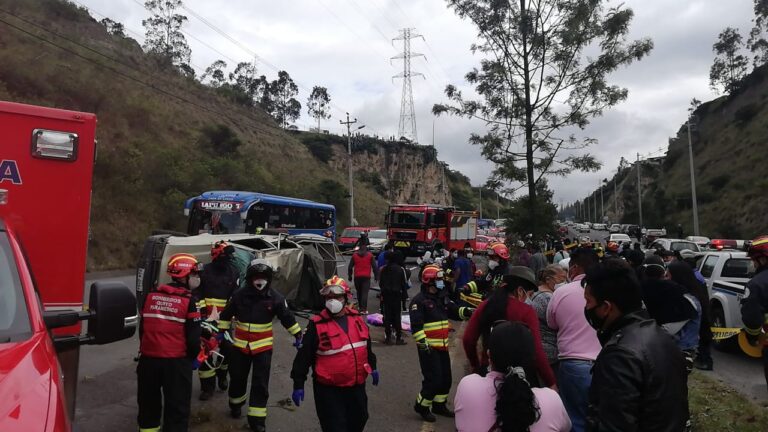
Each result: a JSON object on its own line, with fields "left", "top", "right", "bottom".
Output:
{"left": 696, "top": 250, "right": 755, "bottom": 351}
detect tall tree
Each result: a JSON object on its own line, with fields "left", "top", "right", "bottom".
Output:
{"left": 748, "top": 0, "right": 768, "bottom": 66}
{"left": 271, "top": 71, "right": 301, "bottom": 129}
{"left": 229, "top": 62, "right": 259, "bottom": 98}
{"left": 710, "top": 28, "right": 749, "bottom": 94}
{"left": 201, "top": 60, "right": 228, "bottom": 87}
{"left": 433, "top": 0, "right": 652, "bottom": 237}
{"left": 142, "top": 0, "right": 191, "bottom": 71}
{"left": 100, "top": 18, "right": 126, "bottom": 38}
{"left": 307, "top": 86, "right": 332, "bottom": 130}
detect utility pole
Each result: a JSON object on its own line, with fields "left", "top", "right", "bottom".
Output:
{"left": 496, "top": 193, "right": 501, "bottom": 219}
{"left": 341, "top": 113, "right": 357, "bottom": 226}
{"left": 478, "top": 187, "right": 483, "bottom": 219}
{"left": 392, "top": 28, "right": 425, "bottom": 143}
{"left": 637, "top": 153, "right": 643, "bottom": 228}
{"left": 687, "top": 116, "right": 700, "bottom": 236}
{"left": 613, "top": 174, "right": 618, "bottom": 216}
{"left": 593, "top": 190, "right": 597, "bottom": 222}
{"left": 600, "top": 180, "right": 604, "bottom": 221}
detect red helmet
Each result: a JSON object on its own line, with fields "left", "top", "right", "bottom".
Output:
{"left": 211, "top": 240, "right": 234, "bottom": 260}
{"left": 167, "top": 253, "right": 200, "bottom": 279}
{"left": 320, "top": 275, "right": 351, "bottom": 298}
{"left": 474, "top": 269, "right": 484, "bottom": 278}
{"left": 487, "top": 242, "right": 510, "bottom": 260}
{"left": 747, "top": 235, "right": 768, "bottom": 259}
{"left": 606, "top": 241, "right": 619, "bottom": 253}
{"left": 421, "top": 264, "right": 445, "bottom": 284}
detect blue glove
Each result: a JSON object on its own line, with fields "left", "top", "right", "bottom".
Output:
{"left": 371, "top": 370, "right": 380, "bottom": 386}
{"left": 293, "top": 335, "right": 303, "bottom": 350}
{"left": 192, "top": 359, "right": 201, "bottom": 370}
{"left": 292, "top": 388, "right": 305, "bottom": 407}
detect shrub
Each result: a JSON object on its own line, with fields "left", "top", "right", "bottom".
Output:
{"left": 707, "top": 174, "right": 731, "bottom": 191}
{"left": 733, "top": 103, "right": 759, "bottom": 125}
{"left": 302, "top": 138, "right": 334, "bottom": 163}
{"left": 199, "top": 124, "right": 242, "bottom": 156}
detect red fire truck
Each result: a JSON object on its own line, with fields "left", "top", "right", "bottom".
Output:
{"left": 386, "top": 204, "right": 478, "bottom": 256}
{"left": 0, "top": 101, "right": 137, "bottom": 431}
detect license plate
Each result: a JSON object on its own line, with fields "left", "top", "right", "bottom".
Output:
{"left": 395, "top": 241, "right": 410, "bottom": 247}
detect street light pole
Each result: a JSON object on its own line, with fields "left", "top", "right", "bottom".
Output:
{"left": 637, "top": 153, "right": 643, "bottom": 228}
{"left": 687, "top": 116, "right": 700, "bottom": 236}
{"left": 340, "top": 113, "right": 361, "bottom": 226}
{"left": 478, "top": 187, "right": 483, "bottom": 219}
{"left": 600, "top": 180, "right": 604, "bottom": 221}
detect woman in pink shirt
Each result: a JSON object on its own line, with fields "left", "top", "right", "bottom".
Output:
{"left": 454, "top": 321, "right": 571, "bottom": 432}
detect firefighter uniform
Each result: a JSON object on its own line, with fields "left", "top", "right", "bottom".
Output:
{"left": 137, "top": 283, "right": 201, "bottom": 432}
{"left": 291, "top": 307, "right": 377, "bottom": 432}
{"left": 459, "top": 279, "right": 485, "bottom": 308}
{"left": 196, "top": 259, "right": 240, "bottom": 395}
{"left": 410, "top": 290, "right": 472, "bottom": 416}
{"left": 481, "top": 260, "right": 509, "bottom": 293}
{"left": 218, "top": 286, "right": 301, "bottom": 430}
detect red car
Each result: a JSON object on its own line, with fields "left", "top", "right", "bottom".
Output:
{"left": 338, "top": 226, "right": 379, "bottom": 251}
{"left": 476, "top": 235, "right": 493, "bottom": 253}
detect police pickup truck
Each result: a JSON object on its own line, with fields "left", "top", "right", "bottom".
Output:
{"left": 697, "top": 250, "right": 755, "bottom": 350}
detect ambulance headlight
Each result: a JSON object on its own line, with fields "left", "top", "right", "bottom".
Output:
{"left": 32, "top": 129, "right": 78, "bottom": 161}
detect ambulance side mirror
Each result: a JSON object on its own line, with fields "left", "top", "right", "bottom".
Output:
{"left": 85, "top": 281, "right": 138, "bottom": 345}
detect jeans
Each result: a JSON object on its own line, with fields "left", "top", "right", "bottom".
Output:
{"left": 557, "top": 359, "right": 593, "bottom": 432}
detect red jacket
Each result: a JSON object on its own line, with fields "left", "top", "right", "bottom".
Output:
{"left": 313, "top": 309, "right": 370, "bottom": 387}
{"left": 350, "top": 251, "right": 376, "bottom": 279}
{"left": 140, "top": 284, "right": 201, "bottom": 358}
{"left": 462, "top": 298, "right": 556, "bottom": 387}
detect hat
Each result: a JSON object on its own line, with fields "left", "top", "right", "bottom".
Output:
{"left": 503, "top": 266, "right": 537, "bottom": 291}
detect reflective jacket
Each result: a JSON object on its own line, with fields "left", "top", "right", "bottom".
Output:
{"left": 218, "top": 286, "right": 301, "bottom": 355}
{"left": 741, "top": 266, "right": 768, "bottom": 336}
{"left": 313, "top": 308, "right": 371, "bottom": 387}
{"left": 140, "top": 284, "right": 201, "bottom": 358}
{"left": 409, "top": 289, "right": 471, "bottom": 350}
{"left": 197, "top": 259, "right": 240, "bottom": 318}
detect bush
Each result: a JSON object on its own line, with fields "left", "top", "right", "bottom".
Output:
{"left": 733, "top": 103, "right": 759, "bottom": 125}
{"left": 199, "top": 124, "right": 242, "bottom": 156}
{"left": 707, "top": 174, "right": 731, "bottom": 191}
{"left": 302, "top": 138, "right": 335, "bottom": 163}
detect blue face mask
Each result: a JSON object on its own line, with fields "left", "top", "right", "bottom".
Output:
{"left": 435, "top": 280, "right": 445, "bottom": 290}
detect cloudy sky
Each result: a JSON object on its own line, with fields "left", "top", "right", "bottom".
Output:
{"left": 76, "top": 0, "right": 754, "bottom": 204}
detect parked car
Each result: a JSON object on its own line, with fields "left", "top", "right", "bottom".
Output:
{"left": 609, "top": 224, "right": 621, "bottom": 233}
{"left": 709, "top": 238, "right": 748, "bottom": 251}
{"left": 476, "top": 235, "right": 493, "bottom": 253}
{"left": 697, "top": 250, "right": 755, "bottom": 351}
{"left": 367, "top": 229, "right": 389, "bottom": 254}
{"left": 592, "top": 223, "right": 607, "bottom": 231}
{"left": 648, "top": 238, "right": 701, "bottom": 253}
{"left": 684, "top": 235, "right": 710, "bottom": 248}
{"left": 338, "top": 226, "right": 378, "bottom": 251}
{"left": 577, "top": 223, "right": 590, "bottom": 233}
{"left": 606, "top": 233, "right": 632, "bottom": 244}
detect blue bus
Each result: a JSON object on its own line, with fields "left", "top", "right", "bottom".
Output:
{"left": 184, "top": 191, "right": 336, "bottom": 239}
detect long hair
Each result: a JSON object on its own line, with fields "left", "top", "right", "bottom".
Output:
{"left": 489, "top": 322, "right": 541, "bottom": 432}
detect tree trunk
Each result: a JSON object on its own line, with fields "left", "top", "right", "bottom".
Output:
{"left": 520, "top": 0, "right": 537, "bottom": 237}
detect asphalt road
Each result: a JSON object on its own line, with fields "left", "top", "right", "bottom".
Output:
{"left": 565, "top": 226, "right": 767, "bottom": 402}
{"left": 74, "top": 261, "right": 468, "bottom": 432}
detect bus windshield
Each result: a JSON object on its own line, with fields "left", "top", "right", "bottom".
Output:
{"left": 188, "top": 208, "right": 245, "bottom": 234}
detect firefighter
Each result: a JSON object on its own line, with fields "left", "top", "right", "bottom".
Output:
{"left": 218, "top": 259, "right": 302, "bottom": 432}
{"left": 410, "top": 264, "right": 473, "bottom": 422}
{"left": 741, "top": 235, "right": 768, "bottom": 391}
{"left": 482, "top": 242, "right": 510, "bottom": 292}
{"left": 459, "top": 269, "right": 486, "bottom": 308}
{"left": 290, "top": 276, "right": 379, "bottom": 432}
{"left": 137, "top": 253, "right": 202, "bottom": 432}
{"left": 196, "top": 240, "right": 240, "bottom": 400}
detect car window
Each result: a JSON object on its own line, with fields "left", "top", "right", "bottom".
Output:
{"left": 721, "top": 258, "right": 755, "bottom": 279}
{"left": 700, "top": 255, "right": 718, "bottom": 278}
{"left": 671, "top": 241, "right": 698, "bottom": 252}
{"left": 369, "top": 230, "right": 387, "bottom": 239}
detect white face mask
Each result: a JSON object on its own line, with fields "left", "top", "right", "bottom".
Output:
{"left": 252, "top": 279, "right": 268, "bottom": 290}
{"left": 467, "top": 253, "right": 474, "bottom": 259}
{"left": 452, "top": 252, "right": 458, "bottom": 258}
{"left": 188, "top": 275, "right": 201, "bottom": 289}
{"left": 488, "top": 260, "right": 499, "bottom": 270}
{"left": 326, "top": 299, "right": 344, "bottom": 314}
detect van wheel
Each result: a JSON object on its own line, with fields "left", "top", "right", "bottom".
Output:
{"left": 711, "top": 304, "right": 737, "bottom": 353}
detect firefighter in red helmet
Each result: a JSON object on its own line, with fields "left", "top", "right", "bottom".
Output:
{"left": 218, "top": 259, "right": 302, "bottom": 432}
{"left": 137, "top": 253, "right": 202, "bottom": 432}
{"left": 196, "top": 240, "right": 240, "bottom": 401}
{"left": 410, "top": 265, "right": 473, "bottom": 422}
{"left": 290, "top": 276, "right": 379, "bottom": 432}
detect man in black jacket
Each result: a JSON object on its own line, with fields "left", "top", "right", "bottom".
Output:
{"left": 583, "top": 258, "right": 689, "bottom": 432}
{"left": 378, "top": 251, "right": 410, "bottom": 345}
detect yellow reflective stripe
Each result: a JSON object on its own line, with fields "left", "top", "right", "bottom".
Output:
{"left": 423, "top": 320, "right": 449, "bottom": 330}
{"left": 198, "top": 369, "right": 216, "bottom": 379}
{"left": 230, "top": 394, "right": 247, "bottom": 404}
{"left": 219, "top": 363, "right": 229, "bottom": 371}
{"left": 205, "top": 298, "right": 228, "bottom": 308}
{"left": 233, "top": 339, "right": 247, "bottom": 348}
{"left": 247, "top": 337, "right": 274, "bottom": 350}
{"left": 745, "top": 327, "right": 763, "bottom": 336}
{"left": 139, "top": 428, "right": 161, "bottom": 432}
{"left": 218, "top": 320, "right": 231, "bottom": 330}
{"left": 426, "top": 337, "right": 448, "bottom": 345}
{"left": 412, "top": 330, "right": 426, "bottom": 341}
{"left": 286, "top": 322, "right": 301, "bottom": 335}
{"left": 416, "top": 393, "right": 432, "bottom": 407}
{"left": 467, "top": 281, "right": 478, "bottom": 293}
{"left": 433, "top": 394, "right": 448, "bottom": 403}
{"left": 237, "top": 322, "right": 273, "bottom": 332}
{"left": 248, "top": 406, "right": 267, "bottom": 417}
{"left": 459, "top": 307, "right": 471, "bottom": 319}
{"left": 195, "top": 299, "right": 206, "bottom": 309}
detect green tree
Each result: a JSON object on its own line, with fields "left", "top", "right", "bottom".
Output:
{"left": 271, "top": 71, "right": 301, "bottom": 129}
{"left": 504, "top": 180, "right": 557, "bottom": 237}
{"left": 100, "top": 18, "right": 126, "bottom": 38}
{"left": 201, "top": 60, "right": 228, "bottom": 87}
{"left": 307, "top": 86, "right": 332, "bottom": 130}
{"left": 710, "top": 27, "right": 748, "bottom": 94}
{"left": 433, "top": 0, "right": 652, "bottom": 237}
{"left": 141, "top": 0, "right": 191, "bottom": 71}
{"left": 748, "top": 0, "right": 768, "bottom": 66}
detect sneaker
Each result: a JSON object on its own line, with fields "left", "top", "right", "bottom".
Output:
{"left": 432, "top": 402, "right": 455, "bottom": 418}
{"left": 413, "top": 402, "right": 436, "bottom": 422}
{"left": 218, "top": 375, "right": 229, "bottom": 391}
{"left": 693, "top": 358, "right": 713, "bottom": 371}
{"left": 198, "top": 390, "right": 213, "bottom": 401}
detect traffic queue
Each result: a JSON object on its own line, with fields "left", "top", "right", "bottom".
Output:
{"left": 135, "top": 231, "right": 768, "bottom": 432}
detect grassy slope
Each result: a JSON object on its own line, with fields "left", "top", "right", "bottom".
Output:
{"left": 689, "top": 372, "right": 768, "bottom": 431}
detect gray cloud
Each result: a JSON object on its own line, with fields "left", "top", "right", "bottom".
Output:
{"left": 80, "top": 0, "right": 754, "bottom": 205}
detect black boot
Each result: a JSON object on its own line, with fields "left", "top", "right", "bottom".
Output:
{"left": 432, "top": 402, "right": 455, "bottom": 418}
{"left": 413, "top": 402, "right": 436, "bottom": 422}
{"left": 693, "top": 357, "right": 713, "bottom": 371}
{"left": 218, "top": 373, "right": 229, "bottom": 390}
{"left": 384, "top": 331, "right": 393, "bottom": 345}
{"left": 248, "top": 416, "right": 266, "bottom": 432}
{"left": 229, "top": 406, "right": 241, "bottom": 419}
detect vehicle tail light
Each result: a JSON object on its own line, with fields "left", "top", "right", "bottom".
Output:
{"left": 32, "top": 129, "right": 78, "bottom": 161}
{"left": 0, "top": 189, "right": 6, "bottom": 205}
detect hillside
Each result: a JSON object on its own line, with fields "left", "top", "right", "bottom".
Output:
{"left": 0, "top": 0, "right": 503, "bottom": 270}
{"left": 582, "top": 65, "right": 768, "bottom": 238}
